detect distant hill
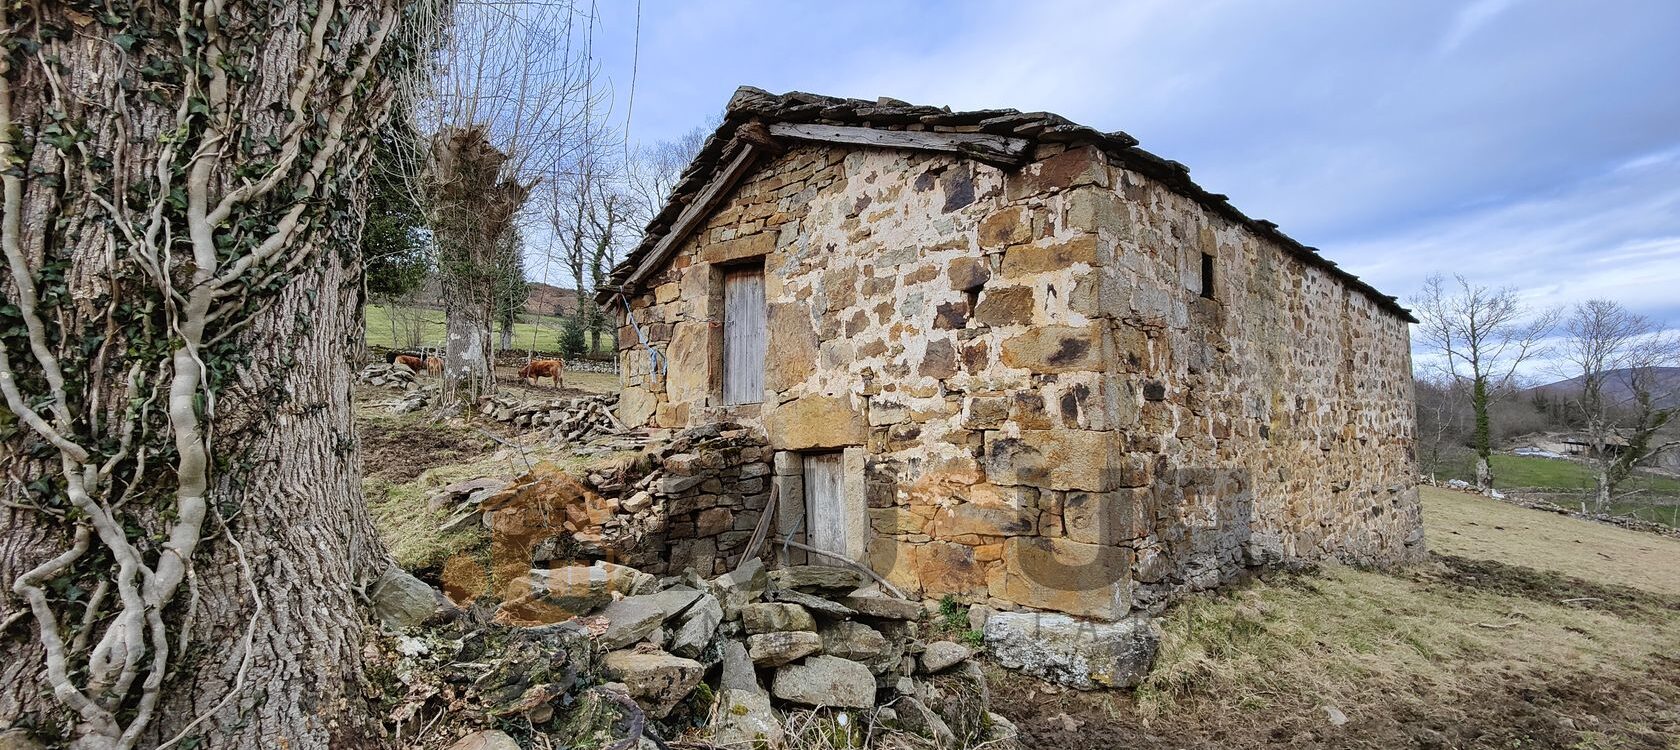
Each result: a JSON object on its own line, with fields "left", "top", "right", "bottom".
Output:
{"left": 404, "top": 279, "right": 583, "bottom": 318}
{"left": 524, "top": 282, "right": 580, "bottom": 317}
{"left": 1527, "top": 367, "right": 1680, "bottom": 410}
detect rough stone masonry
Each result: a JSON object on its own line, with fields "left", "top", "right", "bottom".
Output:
{"left": 599, "top": 87, "right": 1425, "bottom": 623}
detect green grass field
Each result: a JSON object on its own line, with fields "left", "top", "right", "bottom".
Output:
{"left": 363, "top": 304, "right": 613, "bottom": 355}
{"left": 1440, "top": 453, "right": 1680, "bottom": 526}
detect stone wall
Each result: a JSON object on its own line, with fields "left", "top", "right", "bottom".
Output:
{"left": 639, "top": 424, "right": 773, "bottom": 576}
{"left": 614, "top": 140, "right": 1421, "bottom": 621}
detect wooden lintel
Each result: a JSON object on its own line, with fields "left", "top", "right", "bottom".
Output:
{"left": 766, "top": 122, "right": 1031, "bottom": 168}
{"left": 621, "top": 143, "right": 761, "bottom": 293}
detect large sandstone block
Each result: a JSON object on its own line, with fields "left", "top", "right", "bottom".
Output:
{"left": 998, "top": 536, "right": 1132, "bottom": 620}
{"left": 978, "top": 206, "right": 1031, "bottom": 250}
{"left": 914, "top": 540, "right": 989, "bottom": 597}
{"left": 1008, "top": 145, "right": 1109, "bottom": 201}
{"left": 1063, "top": 490, "right": 1147, "bottom": 546}
{"left": 665, "top": 321, "right": 711, "bottom": 403}
{"left": 984, "top": 429, "right": 1123, "bottom": 492}
{"left": 930, "top": 503, "right": 1036, "bottom": 539}
{"left": 765, "top": 301, "right": 819, "bottom": 392}
{"left": 766, "top": 394, "right": 866, "bottom": 450}
{"left": 972, "top": 285, "right": 1035, "bottom": 327}
{"left": 1001, "top": 234, "right": 1103, "bottom": 278}
{"left": 1000, "top": 325, "right": 1105, "bottom": 373}
{"left": 617, "top": 385, "right": 656, "bottom": 428}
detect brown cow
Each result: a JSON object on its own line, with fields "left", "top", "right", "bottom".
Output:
{"left": 393, "top": 354, "right": 424, "bottom": 373}
{"left": 518, "top": 358, "right": 565, "bottom": 389}
{"left": 425, "top": 356, "right": 443, "bottom": 377}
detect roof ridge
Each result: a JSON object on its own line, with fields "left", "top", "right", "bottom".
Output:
{"left": 599, "top": 86, "right": 1415, "bottom": 323}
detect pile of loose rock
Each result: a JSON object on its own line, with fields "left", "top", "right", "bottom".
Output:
{"left": 477, "top": 393, "right": 645, "bottom": 451}
{"left": 360, "top": 361, "right": 420, "bottom": 391}
{"left": 402, "top": 558, "right": 1018, "bottom": 750}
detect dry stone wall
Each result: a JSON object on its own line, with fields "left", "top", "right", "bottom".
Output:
{"left": 615, "top": 140, "right": 1421, "bottom": 621}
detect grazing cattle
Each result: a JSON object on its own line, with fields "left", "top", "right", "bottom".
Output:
{"left": 425, "top": 356, "right": 443, "bottom": 377}
{"left": 393, "top": 354, "right": 424, "bottom": 372}
{"left": 518, "top": 359, "right": 565, "bottom": 389}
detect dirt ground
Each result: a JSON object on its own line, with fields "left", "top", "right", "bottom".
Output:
{"left": 353, "top": 377, "right": 1680, "bottom": 750}
{"left": 990, "top": 487, "right": 1680, "bottom": 749}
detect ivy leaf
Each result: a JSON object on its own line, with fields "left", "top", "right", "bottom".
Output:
{"left": 113, "top": 33, "right": 138, "bottom": 52}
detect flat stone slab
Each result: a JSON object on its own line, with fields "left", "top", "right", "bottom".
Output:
{"left": 746, "top": 630, "right": 823, "bottom": 667}
{"left": 766, "top": 588, "right": 856, "bottom": 618}
{"left": 769, "top": 565, "right": 865, "bottom": 592}
{"left": 841, "top": 593, "right": 924, "bottom": 621}
{"left": 741, "top": 602, "right": 816, "bottom": 634}
{"left": 984, "top": 611, "right": 1159, "bottom": 689}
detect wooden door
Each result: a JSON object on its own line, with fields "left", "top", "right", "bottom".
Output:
{"left": 722, "top": 266, "right": 766, "bottom": 405}
{"left": 802, "top": 452, "right": 847, "bottom": 564}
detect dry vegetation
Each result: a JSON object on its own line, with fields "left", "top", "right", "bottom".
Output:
{"left": 990, "top": 487, "right": 1680, "bottom": 749}
{"left": 356, "top": 373, "right": 1680, "bottom": 750}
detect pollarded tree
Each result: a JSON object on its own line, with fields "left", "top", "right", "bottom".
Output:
{"left": 425, "top": 126, "right": 529, "bottom": 400}
{"left": 0, "top": 3, "right": 441, "bottom": 748}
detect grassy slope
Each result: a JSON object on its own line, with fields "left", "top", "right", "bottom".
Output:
{"left": 995, "top": 486, "right": 1680, "bottom": 749}
{"left": 364, "top": 304, "right": 614, "bottom": 354}
{"left": 1426, "top": 486, "right": 1680, "bottom": 596}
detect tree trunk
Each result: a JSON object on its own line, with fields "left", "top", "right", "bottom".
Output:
{"left": 0, "top": 4, "right": 436, "bottom": 748}
{"left": 144, "top": 241, "right": 387, "bottom": 748}
{"left": 443, "top": 288, "right": 495, "bottom": 403}
{"left": 1471, "top": 375, "right": 1494, "bottom": 491}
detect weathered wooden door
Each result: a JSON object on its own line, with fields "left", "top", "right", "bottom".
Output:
{"left": 722, "top": 266, "right": 766, "bottom": 405}
{"left": 802, "top": 452, "right": 847, "bottom": 564}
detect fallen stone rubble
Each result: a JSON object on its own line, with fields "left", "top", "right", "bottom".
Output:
{"left": 360, "top": 361, "right": 420, "bottom": 391}
{"left": 382, "top": 558, "right": 1023, "bottom": 750}
{"left": 477, "top": 393, "right": 649, "bottom": 452}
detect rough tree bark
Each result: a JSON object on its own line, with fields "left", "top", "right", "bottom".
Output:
{"left": 0, "top": 3, "right": 440, "bottom": 748}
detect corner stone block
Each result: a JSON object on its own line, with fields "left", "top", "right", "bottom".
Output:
{"left": 1007, "top": 145, "right": 1110, "bottom": 201}
{"left": 1001, "top": 234, "right": 1104, "bottom": 278}
{"left": 985, "top": 429, "right": 1124, "bottom": 493}
{"left": 665, "top": 321, "right": 710, "bottom": 403}
{"left": 1000, "top": 325, "right": 1105, "bottom": 373}
{"left": 1063, "top": 489, "right": 1147, "bottom": 546}
{"left": 998, "top": 536, "right": 1132, "bottom": 620}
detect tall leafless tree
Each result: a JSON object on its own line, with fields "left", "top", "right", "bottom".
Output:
{"left": 1555, "top": 300, "right": 1680, "bottom": 512}
{"left": 412, "top": 0, "right": 604, "bottom": 402}
{"left": 0, "top": 3, "right": 442, "bottom": 748}
{"left": 1411, "top": 274, "right": 1559, "bottom": 491}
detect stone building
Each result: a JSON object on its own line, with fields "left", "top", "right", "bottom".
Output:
{"left": 596, "top": 87, "right": 1424, "bottom": 621}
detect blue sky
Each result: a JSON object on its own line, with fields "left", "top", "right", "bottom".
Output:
{"left": 580, "top": 0, "right": 1680, "bottom": 325}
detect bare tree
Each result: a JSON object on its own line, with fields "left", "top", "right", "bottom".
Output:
{"left": 412, "top": 1, "right": 604, "bottom": 402}
{"left": 1555, "top": 300, "right": 1680, "bottom": 512}
{"left": 1414, "top": 374, "right": 1473, "bottom": 481}
{"left": 625, "top": 123, "right": 713, "bottom": 224}
{"left": 1411, "top": 274, "right": 1559, "bottom": 491}
{"left": 0, "top": 3, "right": 441, "bottom": 748}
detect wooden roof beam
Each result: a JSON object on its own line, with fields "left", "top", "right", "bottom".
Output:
{"left": 766, "top": 122, "right": 1031, "bottom": 169}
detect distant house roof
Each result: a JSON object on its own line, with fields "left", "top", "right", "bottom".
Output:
{"left": 600, "top": 86, "right": 1416, "bottom": 323}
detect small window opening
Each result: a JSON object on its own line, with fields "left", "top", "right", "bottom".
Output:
{"left": 1199, "top": 252, "right": 1215, "bottom": 300}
